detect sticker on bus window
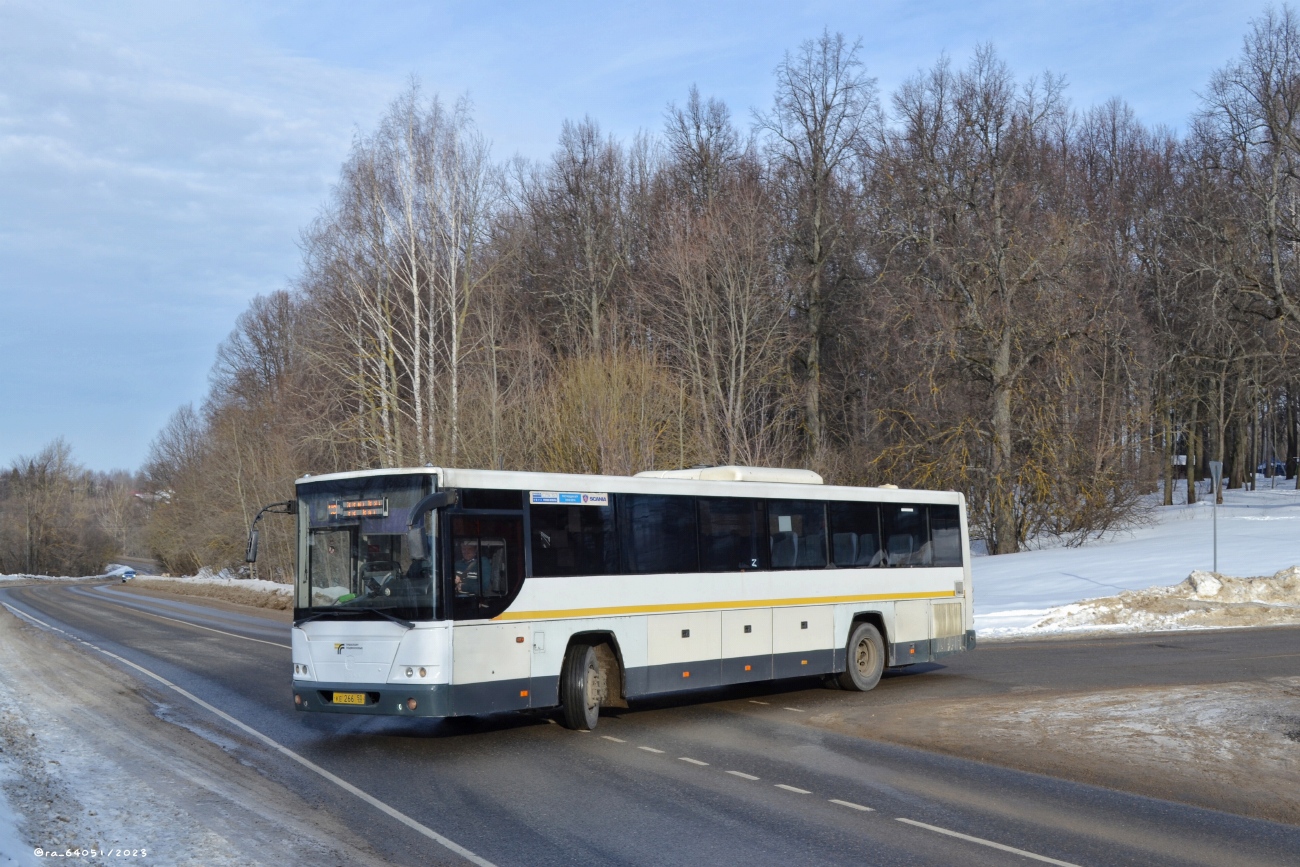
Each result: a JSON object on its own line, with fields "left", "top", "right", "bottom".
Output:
{"left": 530, "top": 491, "right": 609, "bottom": 506}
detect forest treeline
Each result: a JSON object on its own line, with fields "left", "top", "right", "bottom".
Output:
{"left": 0, "top": 440, "right": 144, "bottom": 576}
{"left": 139, "top": 16, "right": 1300, "bottom": 581}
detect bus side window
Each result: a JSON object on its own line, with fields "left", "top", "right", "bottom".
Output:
{"left": 450, "top": 516, "right": 524, "bottom": 619}
{"left": 881, "top": 504, "right": 927, "bottom": 567}
{"left": 528, "top": 504, "right": 617, "bottom": 577}
{"left": 930, "top": 505, "right": 963, "bottom": 566}
{"left": 767, "top": 500, "right": 827, "bottom": 570}
{"left": 698, "top": 498, "right": 764, "bottom": 571}
{"left": 618, "top": 494, "right": 698, "bottom": 574}
{"left": 829, "top": 502, "right": 882, "bottom": 568}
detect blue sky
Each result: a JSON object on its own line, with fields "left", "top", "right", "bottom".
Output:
{"left": 0, "top": 0, "right": 1274, "bottom": 472}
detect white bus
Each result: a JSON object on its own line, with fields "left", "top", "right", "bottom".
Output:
{"left": 282, "top": 465, "right": 974, "bottom": 730}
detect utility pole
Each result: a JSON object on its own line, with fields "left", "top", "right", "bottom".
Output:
{"left": 1209, "top": 461, "right": 1223, "bottom": 573}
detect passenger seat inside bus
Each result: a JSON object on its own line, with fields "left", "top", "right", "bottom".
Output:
{"left": 770, "top": 532, "right": 798, "bottom": 568}
{"left": 833, "top": 533, "right": 857, "bottom": 565}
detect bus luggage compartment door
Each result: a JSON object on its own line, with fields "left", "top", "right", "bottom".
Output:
{"left": 772, "top": 605, "right": 833, "bottom": 678}
{"left": 451, "top": 623, "right": 532, "bottom": 714}
{"left": 647, "top": 612, "right": 722, "bottom": 692}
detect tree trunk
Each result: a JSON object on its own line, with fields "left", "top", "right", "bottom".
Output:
{"left": 1162, "top": 409, "right": 1174, "bottom": 506}
{"left": 991, "top": 326, "right": 1018, "bottom": 553}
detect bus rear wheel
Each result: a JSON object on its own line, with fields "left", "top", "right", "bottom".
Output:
{"left": 837, "top": 622, "right": 884, "bottom": 692}
{"left": 560, "top": 643, "right": 602, "bottom": 730}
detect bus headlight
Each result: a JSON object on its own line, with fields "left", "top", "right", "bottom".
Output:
{"left": 405, "top": 667, "right": 414, "bottom": 678}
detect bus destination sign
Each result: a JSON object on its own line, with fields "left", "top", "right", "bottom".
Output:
{"left": 529, "top": 491, "right": 609, "bottom": 506}
{"left": 327, "top": 498, "right": 389, "bottom": 519}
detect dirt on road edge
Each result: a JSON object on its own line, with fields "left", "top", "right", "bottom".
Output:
{"left": 0, "top": 608, "right": 390, "bottom": 866}
{"left": 809, "top": 677, "right": 1300, "bottom": 826}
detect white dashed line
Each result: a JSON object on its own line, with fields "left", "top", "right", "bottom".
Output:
{"left": 775, "top": 784, "right": 811, "bottom": 794}
{"left": 679, "top": 757, "right": 709, "bottom": 766}
{"left": 726, "top": 771, "right": 760, "bottom": 780}
{"left": 783, "top": 707, "right": 805, "bottom": 712}
{"left": 637, "top": 746, "right": 665, "bottom": 754}
{"left": 894, "top": 818, "right": 1082, "bottom": 866}
{"left": 601, "top": 736, "right": 626, "bottom": 743}
{"left": 829, "top": 799, "right": 874, "bottom": 812}
{"left": 749, "top": 700, "right": 770, "bottom": 705}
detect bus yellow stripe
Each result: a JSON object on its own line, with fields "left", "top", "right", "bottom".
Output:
{"left": 493, "top": 590, "right": 957, "bottom": 621}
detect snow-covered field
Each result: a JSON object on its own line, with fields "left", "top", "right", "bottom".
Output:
{"left": 974, "top": 484, "right": 1300, "bottom": 637}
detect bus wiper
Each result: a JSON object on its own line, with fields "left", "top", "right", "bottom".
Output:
{"left": 366, "top": 608, "right": 415, "bottom": 629}
{"left": 295, "top": 608, "right": 414, "bottom": 629}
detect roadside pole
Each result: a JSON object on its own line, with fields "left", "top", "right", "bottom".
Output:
{"left": 1209, "top": 461, "right": 1223, "bottom": 573}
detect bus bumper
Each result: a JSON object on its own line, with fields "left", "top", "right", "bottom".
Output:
{"left": 293, "top": 680, "right": 451, "bottom": 718}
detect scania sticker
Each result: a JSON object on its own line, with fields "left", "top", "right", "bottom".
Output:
{"left": 530, "top": 491, "right": 609, "bottom": 506}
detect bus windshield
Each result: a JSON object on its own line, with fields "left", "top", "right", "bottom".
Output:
{"left": 295, "top": 474, "right": 435, "bottom": 622}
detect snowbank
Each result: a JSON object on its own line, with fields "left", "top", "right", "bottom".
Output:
{"left": 983, "top": 566, "right": 1300, "bottom": 637}
{"left": 974, "top": 486, "right": 1300, "bottom": 635}
{"left": 0, "top": 566, "right": 293, "bottom": 611}
{"left": 131, "top": 568, "right": 292, "bottom": 611}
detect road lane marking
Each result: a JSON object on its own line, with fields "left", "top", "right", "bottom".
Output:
{"left": 895, "top": 818, "right": 1081, "bottom": 866}
{"left": 726, "top": 771, "right": 759, "bottom": 780}
{"left": 829, "top": 799, "right": 873, "bottom": 811}
{"left": 74, "top": 590, "right": 290, "bottom": 649}
{"left": 601, "top": 736, "right": 626, "bottom": 743}
{"left": 637, "top": 746, "right": 665, "bottom": 753}
{"left": 2, "top": 603, "right": 497, "bottom": 867}
{"left": 749, "top": 700, "right": 770, "bottom": 705}
{"left": 775, "top": 784, "right": 811, "bottom": 794}
{"left": 678, "top": 757, "right": 709, "bottom": 766}
{"left": 783, "top": 707, "right": 805, "bottom": 712}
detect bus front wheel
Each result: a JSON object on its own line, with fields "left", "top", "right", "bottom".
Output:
{"left": 560, "top": 644, "right": 602, "bottom": 730}
{"left": 837, "top": 622, "right": 884, "bottom": 692}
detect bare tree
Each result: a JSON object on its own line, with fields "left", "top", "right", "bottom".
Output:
{"left": 757, "top": 29, "right": 878, "bottom": 456}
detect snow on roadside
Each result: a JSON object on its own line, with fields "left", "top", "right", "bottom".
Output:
{"left": 0, "top": 567, "right": 292, "bottom": 611}
{"left": 982, "top": 566, "right": 1300, "bottom": 638}
{"left": 974, "top": 486, "right": 1300, "bottom": 636}
{"left": 131, "top": 567, "right": 292, "bottom": 598}
{"left": 0, "top": 763, "right": 21, "bottom": 867}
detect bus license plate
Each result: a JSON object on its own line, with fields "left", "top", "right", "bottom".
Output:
{"left": 333, "top": 692, "right": 366, "bottom": 705}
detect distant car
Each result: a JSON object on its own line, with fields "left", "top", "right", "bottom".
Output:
{"left": 1257, "top": 460, "right": 1286, "bottom": 476}
{"left": 105, "top": 564, "right": 137, "bottom": 582}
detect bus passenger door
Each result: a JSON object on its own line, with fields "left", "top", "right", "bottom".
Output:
{"left": 447, "top": 513, "right": 532, "bottom": 713}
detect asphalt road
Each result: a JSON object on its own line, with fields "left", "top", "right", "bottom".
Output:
{"left": 3, "top": 581, "right": 1299, "bottom": 867}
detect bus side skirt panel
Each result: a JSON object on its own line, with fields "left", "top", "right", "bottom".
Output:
{"left": 452, "top": 678, "right": 534, "bottom": 715}
{"left": 773, "top": 649, "right": 834, "bottom": 679}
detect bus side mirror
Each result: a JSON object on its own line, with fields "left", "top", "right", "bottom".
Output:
{"left": 245, "top": 529, "right": 260, "bottom": 563}
{"left": 406, "top": 490, "right": 458, "bottom": 561}
{"left": 408, "top": 526, "right": 426, "bottom": 561}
